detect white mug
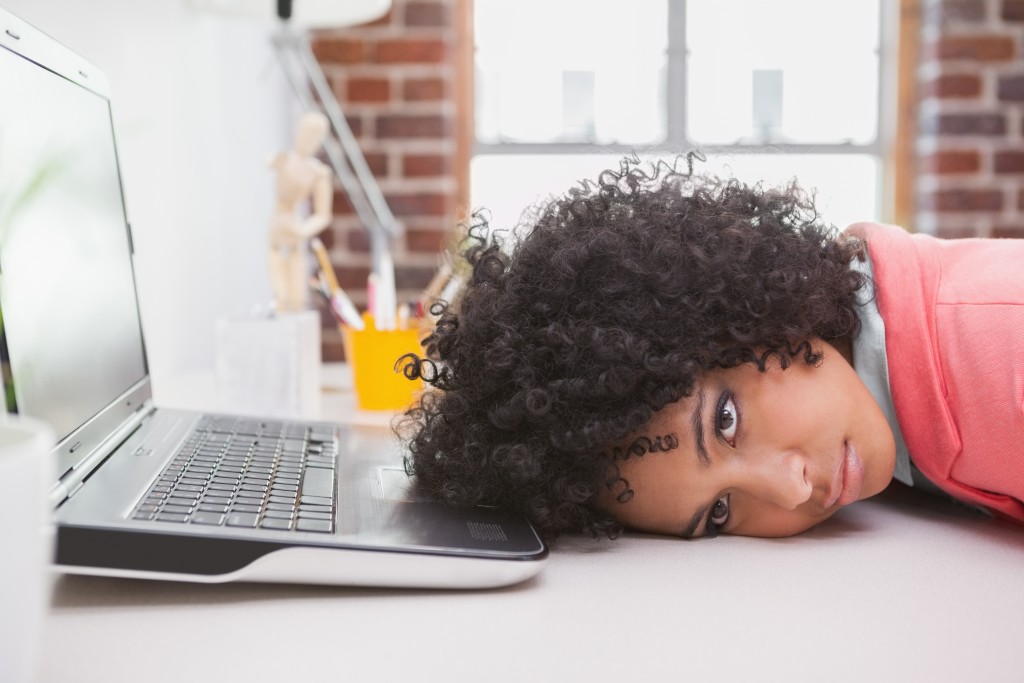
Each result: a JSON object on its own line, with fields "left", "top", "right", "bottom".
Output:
{"left": 0, "top": 415, "right": 55, "bottom": 683}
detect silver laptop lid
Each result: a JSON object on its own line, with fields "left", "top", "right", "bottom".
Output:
{"left": 0, "top": 8, "right": 152, "bottom": 483}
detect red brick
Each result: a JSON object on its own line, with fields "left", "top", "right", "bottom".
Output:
{"left": 395, "top": 265, "right": 438, "bottom": 290}
{"left": 402, "top": 153, "right": 449, "bottom": 176}
{"left": 406, "top": 228, "right": 448, "bottom": 252}
{"left": 320, "top": 324, "right": 347, "bottom": 362}
{"left": 347, "top": 228, "right": 372, "bottom": 253}
{"left": 925, "top": 113, "right": 1007, "bottom": 135}
{"left": 312, "top": 38, "right": 370, "bottom": 64}
{"left": 332, "top": 191, "right": 355, "bottom": 216}
{"left": 336, "top": 265, "right": 372, "bottom": 291}
{"left": 346, "top": 77, "right": 390, "bottom": 103}
{"left": 933, "top": 35, "right": 1015, "bottom": 61}
{"left": 992, "top": 224, "right": 1024, "bottom": 237}
{"left": 927, "top": 0, "right": 987, "bottom": 23}
{"left": 363, "top": 152, "right": 389, "bottom": 178}
{"left": 998, "top": 74, "right": 1024, "bottom": 100}
{"left": 322, "top": 337, "right": 346, "bottom": 363}
{"left": 377, "top": 114, "right": 449, "bottom": 138}
{"left": 922, "top": 150, "right": 982, "bottom": 174}
{"left": 318, "top": 229, "right": 336, "bottom": 250}
{"left": 1003, "top": 0, "right": 1024, "bottom": 21}
{"left": 924, "top": 189, "right": 1004, "bottom": 211}
{"left": 405, "top": 2, "right": 450, "bottom": 27}
{"left": 377, "top": 39, "right": 447, "bottom": 64}
{"left": 995, "top": 150, "right": 1024, "bottom": 173}
{"left": 934, "top": 225, "right": 984, "bottom": 239}
{"left": 925, "top": 73, "right": 983, "bottom": 98}
{"left": 345, "top": 114, "right": 365, "bottom": 138}
{"left": 312, "top": 299, "right": 337, "bottom": 329}
{"left": 386, "top": 192, "right": 450, "bottom": 217}
{"left": 403, "top": 77, "right": 447, "bottom": 101}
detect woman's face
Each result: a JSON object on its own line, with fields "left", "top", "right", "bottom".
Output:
{"left": 603, "top": 339, "right": 897, "bottom": 538}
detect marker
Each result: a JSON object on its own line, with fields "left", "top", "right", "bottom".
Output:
{"left": 376, "top": 249, "right": 397, "bottom": 331}
{"left": 367, "top": 272, "right": 380, "bottom": 330}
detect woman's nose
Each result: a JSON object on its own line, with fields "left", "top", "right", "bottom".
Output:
{"left": 746, "top": 450, "right": 813, "bottom": 510}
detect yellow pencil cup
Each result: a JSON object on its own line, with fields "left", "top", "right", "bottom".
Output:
{"left": 341, "top": 323, "right": 424, "bottom": 411}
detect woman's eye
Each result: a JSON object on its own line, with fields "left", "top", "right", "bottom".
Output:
{"left": 709, "top": 495, "right": 731, "bottom": 530}
{"left": 716, "top": 394, "right": 738, "bottom": 446}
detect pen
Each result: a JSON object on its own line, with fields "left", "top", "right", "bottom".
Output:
{"left": 310, "top": 238, "right": 365, "bottom": 330}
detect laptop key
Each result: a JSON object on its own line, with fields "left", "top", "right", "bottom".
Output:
{"left": 271, "top": 489, "right": 298, "bottom": 499}
{"left": 191, "top": 511, "right": 225, "bottom": 526}
{"left": 261, "top": 518, "right": 292, "bottom": 530}
{"left": 305, "top": 461, "right": 335, "bottom": 470}
{"left": 298, "top": 504, "right": 332, "bottom": 514}
{"left": 156, "top": 512, "right": 189, "bottom": 523}
{"left": 297, "top": 511, "right": 332, "bottom": 521}
{"left": 263, "top": 510, "right": 294, "bottom": 519}
{"left": 301, "top": 467, "right": 334, "bottom": 498}
{"left": 161, "top": 504, "right": 194, "bottom": 515}
{"left": 225, "top": 512, "right": 259, "bottom": 528}
{"left": 198, "top": 503, "right": 229, "bottom": 513}
{"left": 296, "top": 518, "right": 332, "bottom": 533}
{"left": 301, "top": 495, "right": 333, "bottom": 507}
{"left": 231, "top": 503, "right": 261, "bottom": 513}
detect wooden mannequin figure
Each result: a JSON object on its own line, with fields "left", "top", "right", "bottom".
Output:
{"left": 267, "top": 111, "right": 333, "bottom": 313}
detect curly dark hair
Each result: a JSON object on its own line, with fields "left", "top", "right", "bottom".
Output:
{"left": 397, "top": 154, "right": 868, "bottom": 540}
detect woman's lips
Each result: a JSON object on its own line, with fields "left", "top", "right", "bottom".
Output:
{"left": 824, "top": 441, "right": 865, "bottom": 510}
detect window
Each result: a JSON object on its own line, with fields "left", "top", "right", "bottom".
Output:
{"left": 471, "top": 0, "right": 890, "bottom": 234}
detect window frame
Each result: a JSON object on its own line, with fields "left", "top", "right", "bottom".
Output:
{"left": 462, "top": 0, "right": 909, "bottom": 225}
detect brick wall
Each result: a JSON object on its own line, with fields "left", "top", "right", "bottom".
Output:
{"left": 917, "top": 0, "right": 1024, "bottom": 237}
{"left": 310, "top": 0, "right": 461, "bottom": 360}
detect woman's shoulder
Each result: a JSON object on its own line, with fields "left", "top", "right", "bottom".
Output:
{"left": 842, "top": 221, "right": 909, "bottom": 240}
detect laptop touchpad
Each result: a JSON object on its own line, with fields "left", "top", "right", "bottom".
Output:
{"left": 376, "top": 466, "right": 431, "bottom": 503}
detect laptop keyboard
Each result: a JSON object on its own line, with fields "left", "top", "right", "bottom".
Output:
{"left": 131, "top": 416, "right": 338, "bottom": 533}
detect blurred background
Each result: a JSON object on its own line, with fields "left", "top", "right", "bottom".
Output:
{"left": 3, "top": 0, "right": 1021, "bottom": 388}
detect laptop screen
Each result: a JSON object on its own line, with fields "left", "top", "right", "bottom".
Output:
{"left": 0, "top": 45, "right": 147, "bottom": 442}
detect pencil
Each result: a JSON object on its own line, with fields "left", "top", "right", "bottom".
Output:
{"left": 310, "top": 238, "right": 341, "bottom": 294}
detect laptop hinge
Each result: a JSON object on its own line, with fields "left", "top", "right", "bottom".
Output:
{"left": 50, "top": 400, "right": 155, "bottom": 508}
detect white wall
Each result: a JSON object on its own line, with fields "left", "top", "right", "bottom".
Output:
{"left": 3, "top": 0, "right": 294, "bottom": 391}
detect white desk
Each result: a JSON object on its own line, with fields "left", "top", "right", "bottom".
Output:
{"left": 36, "top": 366, "right": 1024, "bottom": 682}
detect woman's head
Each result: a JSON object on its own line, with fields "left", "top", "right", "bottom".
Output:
{"left": 398, "top": 155, "right": 894, "bottom": 539}
{"left": 602, "top": 338, "right": 896, "bottom": 538}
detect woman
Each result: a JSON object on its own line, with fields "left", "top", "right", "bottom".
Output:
{"left": 398, "top": 155, "right": 1024, "bottom": 540}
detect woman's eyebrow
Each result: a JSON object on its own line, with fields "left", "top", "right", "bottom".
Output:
{"left": 682, "top": 504, "right": 708, "bottom": 539}
{"left": 681, "top": 385, "right": 713, "bottom": 538}
{"left": 690, "top": 385, "right": 711, "bottom": 466}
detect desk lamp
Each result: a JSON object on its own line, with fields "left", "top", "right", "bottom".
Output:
{"left": 191, "top": 0, "right": 399, "bottom": 325}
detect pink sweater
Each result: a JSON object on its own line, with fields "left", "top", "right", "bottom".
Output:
{"left": 848, "top": 222, "right": 1024, "bottom": 522}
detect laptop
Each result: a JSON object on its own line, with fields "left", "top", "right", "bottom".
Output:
{"left": 0, "top": 7, "right": 546, "bottom": 589}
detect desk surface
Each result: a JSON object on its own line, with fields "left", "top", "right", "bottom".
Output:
{"left": 38, "top": 365, "right": 1024, "bottom": 682}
